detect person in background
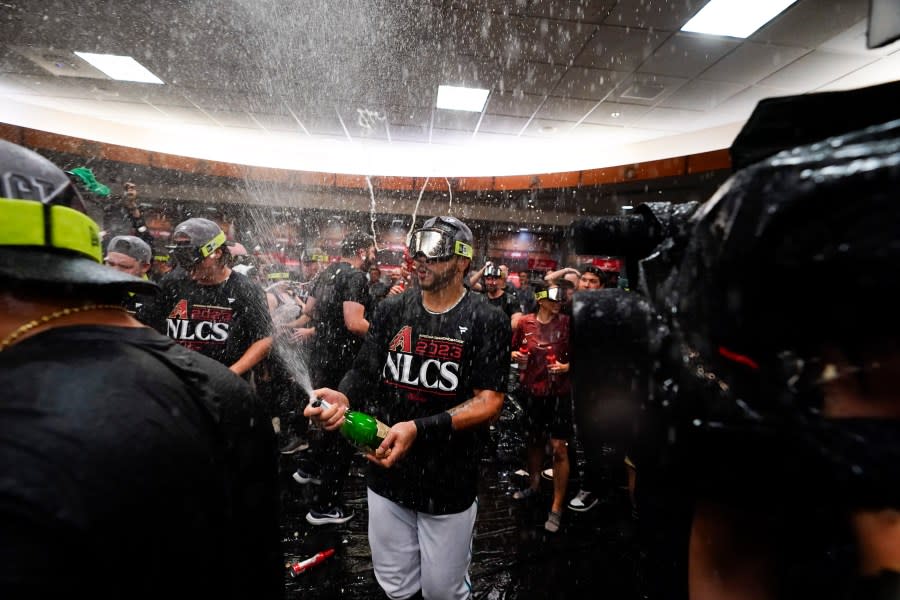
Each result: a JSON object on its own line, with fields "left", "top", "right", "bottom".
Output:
{"left": 139, "top": 218, "right": 273, "bottom": 378}
{"left": 103, "top": 234, "right": 153, "bottom": 315}
{"left": 480, "top": 263, "right": 524, "bottom": 329}
{"left": 291, "top": 230, "right": 375, "bottom": 526}
{"left": 150, "top": 245, "right": 174, "bottom": 282}
{"left": 0, "top": 140, "right": 282, "bottom": 599}
{"left": 306, "top": 216, "right": 509, "bottom": 600}
{"left": 369, "top": 264, "right": 390, "bottom": 306}
{"left": 517, "top": 270, "right": 538, "bottom": 314}
{"left": 511, "top": 281, "right": 572, "bottom": 533}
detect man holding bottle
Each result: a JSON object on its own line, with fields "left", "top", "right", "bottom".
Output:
{"left": 306, "top": 216, "right": 510, "bottom": 600}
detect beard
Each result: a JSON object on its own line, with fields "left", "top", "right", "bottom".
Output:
{"left": 419, "top": 261, "right": 458, "bottom": 292}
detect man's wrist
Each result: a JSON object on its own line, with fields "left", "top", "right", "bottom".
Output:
{"left": 413, "top": 412, "right": 452, "bottom": 442}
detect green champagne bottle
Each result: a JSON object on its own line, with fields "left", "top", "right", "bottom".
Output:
{"left": 312, "top": 398, "right": 390, "bottom": 453}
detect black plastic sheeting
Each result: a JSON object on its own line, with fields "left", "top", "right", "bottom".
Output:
{"left": 278, "top": 377, "right": 642, "bottom": 599}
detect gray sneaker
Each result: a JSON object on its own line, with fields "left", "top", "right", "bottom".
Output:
{"left": 544, "top": 510, "right": 562, "bottom": 533}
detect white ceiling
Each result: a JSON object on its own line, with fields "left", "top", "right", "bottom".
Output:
{"left": 1, "top": 0, "right": 898, "bottom": 177}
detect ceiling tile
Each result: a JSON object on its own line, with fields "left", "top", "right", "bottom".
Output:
{"left": 817, "top": 51, "right": 900, "bottom": 92}
{"left": 759, "top": 50, "right": 879, "bottom": 91}
{"left": 497, "top": 60, "right": 563, "bottom": 95}
{"left": 386, "top": 105, "right": 432, "bottom": 127}
{"left": 432, "top": 110, "right": 482, "bottom": 131}
{"left": 389, "top": 124, "right": 429, "bottom": 143}
{"left": 581, "top": 101, "right": 652, "bottom": 125}
{"left": 521, "top": 117, "right": 575, "bottom": 137}
{"left": 537, "top": 96, "right": 598, "bottom": 121}
{"left": 638, "top": 33, "right": 741, "bottom": 79}
{"left": 703, "top": 85, "right": 790, "bottom": 124}
{"left": 205, "top": 110, "right": 259, "bottom": 129}
{"left": 820, "top": 18, "right": 900, "bottom": 56}
{"left": 659, "top": 80, "right": 745, "bottom": 111}
{"left": 523, "top": 0, "right": 617, "bottom": 22}
{"left": 430, "top": 128, "right": 476, "bottom": 145}
{"left": 699, "top": 42, "right": 810, "bottom": 85}
{"left": 477, "top": 113, "right": 531, "bottom": 135}
{"left": 554, "top": 66, "right": 624, "bottom": 100}
{"left": 635, "top": 106, "right": 705, "bottom": 132}
{"left": 484, "top": 91, "right": 545, "bottom": 117}
{"left": 608, "top": 73, "right": 688, "bottom": 105}
{"left": 751, "top": 0, "right": 869, "bottom": 48}
{"left": 439, "top": 56, "right": 503, "bottom": 89}
{"left": 574, "top": 25, "right": 667, "bottom": 71}
{"left": 456, "top": 11, "right": 595, "bottom": 65}
{"left": 603, "top": 0, "right": 706, "bottom": 31}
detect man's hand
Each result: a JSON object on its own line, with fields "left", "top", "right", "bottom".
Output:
{"left": 291, "top": 327, "right": 315, "bottom": 342}
{"left": 366, "top": 421, "right": 418, "bottom": 469}
{"left": 512, "top": 350, "right": 528, "bottom": 368}
{"left": 304, "top": 388, "right": 350, "bottom": 431}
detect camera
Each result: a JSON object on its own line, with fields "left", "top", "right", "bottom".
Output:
{"left": 570, "top": 80, "right": 900, "bottom": 505}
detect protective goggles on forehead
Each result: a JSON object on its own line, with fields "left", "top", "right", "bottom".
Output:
{"left": 409, "top": 229, "right": 473, "bottom": 261}
{"left": 167, "top": 231, "right": 227, "bottom": 267}
{"left": 535, "top": 287, "right": 564, "bottom": 302}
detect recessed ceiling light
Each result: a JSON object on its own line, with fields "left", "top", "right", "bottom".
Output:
{"left": 610, "top": 112, "right": 621, "bottom": 118}
{"left": 436, "top": 85, "right": 489, "bottom": 112}
{"left": 73, "top": 52, "right": 164, "bottom": 84}
{"left": 681, "top": 0, "right": 798, "bottom": 39}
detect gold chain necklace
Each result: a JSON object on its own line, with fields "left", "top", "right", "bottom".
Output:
{"left": 0, "top": 304, "right": 125, "bottom": 352}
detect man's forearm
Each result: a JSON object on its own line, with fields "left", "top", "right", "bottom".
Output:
{"left": 446, "top": 389, "right": 505, "bottom": 430}
{"left": 229, "top": 336, "right": 272, "bottom": 375}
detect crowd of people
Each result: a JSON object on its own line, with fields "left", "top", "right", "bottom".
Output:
{"left": 3, "top": 111, "right": 898, "bottom": 600}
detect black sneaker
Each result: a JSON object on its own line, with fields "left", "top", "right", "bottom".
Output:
{"left": 306, "top": 506, "right": 355, "bottom": 525}
{"left": 280, "top": 437, "right": 309, "bottom": 455}
{"left": 292, "top": 466, "right": 322, "bottom": 485}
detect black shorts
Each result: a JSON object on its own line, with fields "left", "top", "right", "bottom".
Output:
{"left": 521, "top": 393, "right": 574, "bottom": 441}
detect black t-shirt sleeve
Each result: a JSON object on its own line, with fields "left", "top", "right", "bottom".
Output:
{"left": 340, "top": 269, "right": 369, "bottom": 306}
{"left": 469, "top": 302, "right": 511, "bottom": 393}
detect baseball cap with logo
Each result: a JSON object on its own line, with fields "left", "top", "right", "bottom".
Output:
{"left": 0, "top": 140, "right": 157, "bottom": 294}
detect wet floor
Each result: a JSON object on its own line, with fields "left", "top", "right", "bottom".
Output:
{"left": 278, "top": 398, "right": 643, "bottom": 599}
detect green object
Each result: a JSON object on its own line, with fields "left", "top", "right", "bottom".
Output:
{"left": 314, "top": 398, "right": 389, "bottom": 453}
{"left": 67, "top": 167, "right": 111, "bottom": 197}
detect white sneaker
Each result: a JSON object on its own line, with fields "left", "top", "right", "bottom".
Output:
{"left": 541, "top": 468, "right": 554, "bottom": 481}
{"left": 568, "top": 489, "right": 598, "bottom": 512}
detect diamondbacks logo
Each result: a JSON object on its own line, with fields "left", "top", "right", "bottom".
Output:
{"left": 169, "top": 299, "right": 189, "bottom": 320}
{"left": 388, "top": 326, "right": 413, "bottom": 353}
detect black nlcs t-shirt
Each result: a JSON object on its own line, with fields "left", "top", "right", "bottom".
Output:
{"left": 309, "top": 261, "right": 369, "bottom": 386}
{"left": 140, "top": 270, "right": 272, "bottom": 368}
{"left": 341, "top": 289, "right": 511, "bottom": 514}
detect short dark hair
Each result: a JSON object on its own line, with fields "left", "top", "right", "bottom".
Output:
{"left": 581, "top": 265, "right": 609, "bottom": 286}
{"left": 341, "top": 231, "right": 373, "bottom": 257}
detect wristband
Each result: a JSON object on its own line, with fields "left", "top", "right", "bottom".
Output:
{"left": 413, "top": 411, "right": 452, "bottom": 442}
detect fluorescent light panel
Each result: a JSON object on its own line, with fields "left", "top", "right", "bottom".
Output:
{"left": 436, "top": 85, "right": 489, "bottom": 112}
{"left": 74, "top": 52, "right": 164, "bottom": 84}
{"left": 681, "top": 0, "right": 798, "bottom": 38}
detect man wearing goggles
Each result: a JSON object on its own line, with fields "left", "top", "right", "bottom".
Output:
{"left": 306, "top": 215, "right": 510, "bottom": 600}
{"left": 141, "top": 217, "right": 272, "bottom": 377}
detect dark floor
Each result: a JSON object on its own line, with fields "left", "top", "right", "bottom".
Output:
{"left": 277, "top": 401, "right": 642, "bottom": 600}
